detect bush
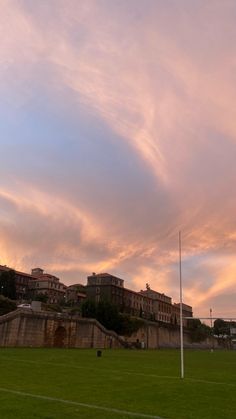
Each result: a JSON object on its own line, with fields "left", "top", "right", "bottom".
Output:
{"left": 117, "top": 314, "right": 144, "bottom": 336}
{"left": 42, "top": 303, "right": 62, "bottom": 312}
{"left": 81, "top": 299, "right": 143, "bottom": 336}
{"left": 34, "top": 293, "right": 48, "bottom": 303}
{"left": 213, "top": 319, "right": 232, "bottom": 336}
{"left": 0, "top": 270, "right": 16, "bottom": 300}
{"left": 68, "top": 307, "right": 81, "bottom": 316}
{"left": 0, "top": 295, "right": 17, "bottom": 316}
{"left": 188, "top": 318, "right": 211, "bottom": 342}
{"left": 81, "top": 300, "right": 97, "bottom": 318}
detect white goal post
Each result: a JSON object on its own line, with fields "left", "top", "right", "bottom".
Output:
{"left": 179, "top": 316, "right": 236, "bottom": 379}
{"left": 178, "top": 231, "right": 236, "bottom": 379}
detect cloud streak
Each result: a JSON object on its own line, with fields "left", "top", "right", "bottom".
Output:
{"left": 0, "top": 0, "right": 236, "bottom": 316}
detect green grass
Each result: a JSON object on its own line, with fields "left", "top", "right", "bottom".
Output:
{"left": 0, "top": 348, "right": 235, "bottom": 419}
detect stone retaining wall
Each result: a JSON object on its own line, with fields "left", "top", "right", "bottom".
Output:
{"left": 0, "top": 309, "right": 219, "bottom": 349}
{"left": 0, "top": 309, "right": 124, "bottom": 348}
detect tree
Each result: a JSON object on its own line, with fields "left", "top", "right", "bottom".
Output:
{"left": 81, "top": 299, "right": 143, "bottom": 336}
{"left": 188, "top": 318, "right": 211, "bottom": 342}
{"left": 117, "top": 314, "right": 144, "bottom": 336}
{"left": 34, "top": 293, "right": 48, "bottom": 303}
{"left": 0, "top": 295, "right": 17, "bottom": 316}
{"left": 214, "top": 319, "right": 230, "bottom": 336}
{"left": 96, "top": 300, "right": 121, "bottom": 331}
{"left": 81, "top": 299, "right": 97, "bottom": 318}
{"left": 0, "top": 270, "right": 16, "bottom": 300}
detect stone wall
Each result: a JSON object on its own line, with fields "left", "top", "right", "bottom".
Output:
{"left": 0, "top": 309, "right": 219, "bottom": 349}
{"left": 0, "top": 309, "right": 124, "bottom": 348}
{"left": 122, "top": 321, "right": 188, "bottom": 348}
{"left": 122, "top": 320, "right": 220, "bottom": 349}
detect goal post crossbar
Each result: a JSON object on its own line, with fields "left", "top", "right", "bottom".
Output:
{"left": 178, "top": 231, "right": 235, "bottom": 381}
{"left": 180, "top": 315, "right": 236, "bottom": 380}
{"left": 184, "top": 317, "right": 236, "bottom": 320}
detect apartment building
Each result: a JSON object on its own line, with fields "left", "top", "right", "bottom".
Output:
{"left": 139, "top": 288, "right": 172, "bottom": 322}
{"left": 0, "top": 264, "right": 32, "bottom": 301}
{"left": 86, "top": 273, "right": 124, "bottom": 307}
{"left": 86, "top": 272, "right": 192, "bottom": 324}
{"left": 86, "top": 273, "right": 151, "bottom": 318}
{"left": 30, "top": 268, "right": 67, "bottom": 304}
{"left": 65, "top": 284, "right": 86, "bottom": 305}
{"left": 173, "top": 303, "right": 193, "bottom": 327}
{"left": 0, "top": 265, "right": 193, "bottom": 324}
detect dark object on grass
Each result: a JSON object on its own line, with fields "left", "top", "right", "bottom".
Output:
{"left": 97, "top": 350, "right": 102, "bottom": 357}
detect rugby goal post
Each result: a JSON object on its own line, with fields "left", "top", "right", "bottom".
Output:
{"left": 178, "top": 231, "right": 236, "bottom": 379}
{"left": 179, "top": 315, "right": 236, "bottom": 379}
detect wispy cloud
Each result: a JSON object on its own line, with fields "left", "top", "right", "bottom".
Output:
{"left": 0, "top": 0, "right": 236, "bottom": 316}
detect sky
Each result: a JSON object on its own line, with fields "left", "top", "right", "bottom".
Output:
{"left": 1, "top": 0, "right": 236, "bottom": 318}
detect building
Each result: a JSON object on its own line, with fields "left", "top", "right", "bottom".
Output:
{"left": 0, "top": 264, "right": 193, "bottom": 325}
{"left": 65, "top": 284, "right": 86, "bottom": 305}
{"left": 86, "top": 273, "right": 124, "bottom": 307}
{"left": 172, "top": 303, "right": 193, "bottom": 327}
{"left": 29, "top": 268, "right": 67, "bottom": 304}
{"left": 0, "top": 265, "right": 68, "bottom": 304}
{"left": 0, "top": 264, "right": 33, "bottom": 301}
{"left": 139, "top": 288, "right": 172, "bottom": 323}
{"left": 86, "top": 272, "right": 193, "bottom": 324}
{"left": 86, "top": 273, "right": 150, "bottom": 318}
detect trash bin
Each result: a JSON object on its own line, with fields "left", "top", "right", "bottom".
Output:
{"left": 97, "top": 350, "right": 102, "bottom": 357}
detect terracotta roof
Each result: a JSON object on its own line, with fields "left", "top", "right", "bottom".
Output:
{"left": 0, "top": 265, "right": 35, "bottom": 279}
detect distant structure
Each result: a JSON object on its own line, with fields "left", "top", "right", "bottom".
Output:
{"left": 0, "top": 265, "right": 66, "bottom": 304}
{"left": 65, "top": 284, "right": 86, "bottom": 305}
{"left": 0, "top": 308, "right": 200, "bottom": 349}
{"left": 0, "top": 265, "right": 33, "bottom": 301}
{"left": 140, "top": 288, "right": 172, "bottom": 323}
{"left": 30, "top": 268, "right": 67, "bottom": 304}
{"left": 0, "top": 265, "right": 193, "bottom": 324}
{"left": 86, "top": 272, "right": 192, "bottom": 324}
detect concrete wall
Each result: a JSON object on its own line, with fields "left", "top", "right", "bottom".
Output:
{"left": 0, "top": 309, "right": 124, "bottom": 348}
{"left": 123, "top": 321, "right": 220, "bottom": 349}
{"left": 122, "top": 322, "right": 188, "bottom": 348}
{"left": 0, "top": 309, "right": 219, "bottom": 349}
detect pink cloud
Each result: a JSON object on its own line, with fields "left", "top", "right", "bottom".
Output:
{"left": 0, "top": 0, "right": 236, "bottom": 316}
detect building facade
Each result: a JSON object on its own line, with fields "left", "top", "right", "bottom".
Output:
{"left": 0, "top": 264, "right": 33, "bottom": 301}
{"left": 173, "top": 303, "right": 193, "bottom": 327}
{"left": 86, "top": 273, "right": 124, "bottom": 307}
{"left": 65, "top": 284, "right": 86, "bottom": 305}
{"left": 30, "top": 268, "right": 67, "bottom": 304}
{"left": 86, "top": 272, "right": 193, "bottom": 324}
{"left": 0, "top": 265, "right": 193, "bottom": 325}
{"left": 139, "top": 288, "right": 172, "bottom": 323}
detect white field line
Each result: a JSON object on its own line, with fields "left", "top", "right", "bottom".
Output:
{"left": 0, "top": 387, "right": 164, "bottom": 419}
{"left": 0, "top": 356, "right": 178, "bottom": 381}
{"left": 186, "top": 378, "right": 235, "bottom": 386}
{"left": 0, "top": 356, "right": 235, "bottom": 387}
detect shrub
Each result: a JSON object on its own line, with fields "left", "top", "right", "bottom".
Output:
{"left": 0, "top": 295, "right": 17, "bottom": 316}
{"left": 81, "top": 299, "right": 143, "bottom": 336}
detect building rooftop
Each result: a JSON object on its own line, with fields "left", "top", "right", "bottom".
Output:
{"left": 0, "top": 264, "right": 35, "bottom": 279}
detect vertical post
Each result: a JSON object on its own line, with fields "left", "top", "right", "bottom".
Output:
{"left": 179, "top": 231, "right": 184, "bottom": 379}
{"left": 210, "top": 308, "right": 214, "bottom": 352}
{"left": 210, "top": 308, "right": 213, "bottom": 328}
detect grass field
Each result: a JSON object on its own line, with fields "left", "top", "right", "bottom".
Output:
{"left": 0, "top": 348, "right": 235, "bottom": 419}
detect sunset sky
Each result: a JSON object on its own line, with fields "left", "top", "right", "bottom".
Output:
{"left": 1, "top": 0, "right": 236, "bottom": 318}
